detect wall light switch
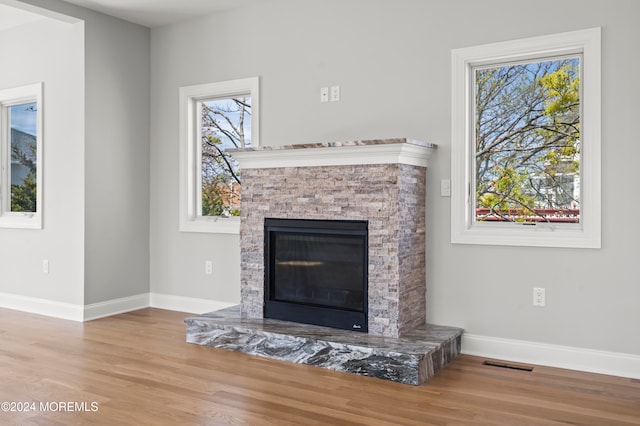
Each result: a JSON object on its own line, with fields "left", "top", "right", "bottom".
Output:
{"left": 320, "top": 87, "right": 329, "bottom": 103}
{"left": 43, "top": 259, "right": 49, "bottom": 274}
{"left": 205, "top": 260, "right": 213, "bottom": 275}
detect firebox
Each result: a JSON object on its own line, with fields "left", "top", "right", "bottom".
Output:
{"left": 264, "top": 218, "right": 368, "bottom": 332}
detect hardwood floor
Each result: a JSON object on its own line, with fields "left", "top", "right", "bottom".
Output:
{"left": 0, "top": 307, "right": 638, "bottom": 425}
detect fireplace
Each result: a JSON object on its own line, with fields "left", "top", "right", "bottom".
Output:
{"left": 233, "top": 138, "right": 436, "bottom": 338}
{"left": 186, "top": 139, "right": 464, "bottom": 386}
{"left": 264, "top": 218, "right": 368, "bottom": 332}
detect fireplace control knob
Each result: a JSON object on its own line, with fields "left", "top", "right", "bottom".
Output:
{"left": 352, "top": 324, "right": 362, "bottom": 329}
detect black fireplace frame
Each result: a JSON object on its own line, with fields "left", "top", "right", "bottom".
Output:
{"left": 264, "top": 218, "right": 368, "bottom": 332}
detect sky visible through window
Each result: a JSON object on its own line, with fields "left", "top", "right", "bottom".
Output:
{"left": 10, "top": 102, "right": 36, "bottom": 135}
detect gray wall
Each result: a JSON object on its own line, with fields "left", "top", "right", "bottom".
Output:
{"left": 83, "top": 6, "right": 150, "bottom": 304}
{"left": 150, "top": 0, "right": 640, "bottom": 355}
{"left": 8, "top": 0, "right": 151, "bottom": 307}
{"left": 0, "top": 14, "right": 85, "bottom": 305}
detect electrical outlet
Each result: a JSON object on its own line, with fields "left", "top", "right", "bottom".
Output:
{"left": 205, "top": 260, "right": 213, "bottom": 275}
{"left": 440, "top": 179, "right": 451, "bottom": 197}
{"left": 533, "top": 287, "right": 545, "bottom": 307}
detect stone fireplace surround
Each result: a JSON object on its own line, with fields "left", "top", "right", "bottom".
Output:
{"left": 185, "top": 139, "right": 463, "bottom": 385}
{"left": 238, "top": 139, "right": 432, "bottom": 338}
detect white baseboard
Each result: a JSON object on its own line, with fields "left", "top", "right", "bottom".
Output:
{"left": 0, "top": 291, "right": 236, "bottom": 321}
{"left": 149, "top": 293, "right": 236, "bottom": 314}
{"left": 0, "top": 291, "right": 84, "bottom": 321}
{"left": 462, "top": 333, "right": 640, "bottom": 380}
{"left": 83, "top": 293, "right": 150, "bottom": 321}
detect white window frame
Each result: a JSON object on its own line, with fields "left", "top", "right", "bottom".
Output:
{"left": 451, "top": 28, "right": 601, "bottom": 248}
{"left": 0, "top": 82, "right": 43, "bottom": 230}
{"left": 179, "top": 77, "right": 259, "bottom": 234}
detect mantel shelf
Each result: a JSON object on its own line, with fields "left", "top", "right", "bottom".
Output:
{"left": 230, "top": 138, "right": 437, "bottom": 169}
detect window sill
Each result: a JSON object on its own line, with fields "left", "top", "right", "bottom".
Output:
{"left": 0, "top": 214, "right": 42, "bottom": 230}
{"left": 451, "top": 221, "right": 600, "bottom": 249}
{"left": 179, "top": 216, "right": 240, "bottom": 234}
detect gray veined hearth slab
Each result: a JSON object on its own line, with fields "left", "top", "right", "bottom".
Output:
{"left": 184, "top": 306, "right": 463, "bottom": 385}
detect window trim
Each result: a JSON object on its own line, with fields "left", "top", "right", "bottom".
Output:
{"left": 0, "top": 82, "right": 43, "bottom": 230}
{"left": 179, "top": 77, "right": 259, "bottom": 234}
{"left": 451, "top": 28, "right": 601, "bottom": 248}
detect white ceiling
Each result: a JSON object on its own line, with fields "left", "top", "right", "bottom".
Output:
{"left": 60, "top": 0, "right": 262, "bottom": 28}
{"left": 0, "top": 4, "right": 44, "bottom": 31}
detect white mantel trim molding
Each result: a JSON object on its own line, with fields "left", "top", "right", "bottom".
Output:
{"left": 231, "top": 141, "right": 436, "bottom": 170}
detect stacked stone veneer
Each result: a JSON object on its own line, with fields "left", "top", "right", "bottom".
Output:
{"left": 239, "top": 161, "right": 427, "bottom": 338}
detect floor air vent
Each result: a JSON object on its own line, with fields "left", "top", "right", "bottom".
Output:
{"left": 483, "top": 360, "right": 534, "bottom": 372}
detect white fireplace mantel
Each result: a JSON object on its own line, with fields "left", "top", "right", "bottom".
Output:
{"left": 230, "top": 138, "right": 437, "bottom": 169}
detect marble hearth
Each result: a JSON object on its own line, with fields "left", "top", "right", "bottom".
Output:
{"left": 185, "top": 138, "right": 463, "bottom": 385}
{"left": 185, "top": 306, "right": 462, "bottom": 385}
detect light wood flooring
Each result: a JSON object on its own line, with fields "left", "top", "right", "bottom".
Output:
{"left": 0, "top": 307, "right": 638, "bottom": 425}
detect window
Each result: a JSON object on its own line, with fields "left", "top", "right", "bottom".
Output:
{"left": 179, "top": 77, "right": 259, "bottom": 233}
{"left": 451, "top": 29, "right": 601, "bottom": 248}
{"left": 0, "top": 83, "right": 43, "bottom": 229}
